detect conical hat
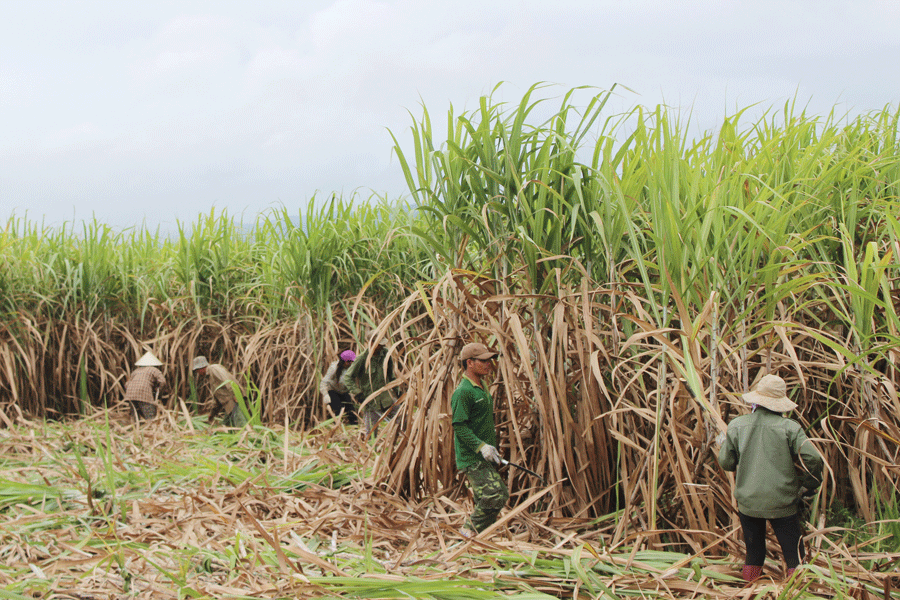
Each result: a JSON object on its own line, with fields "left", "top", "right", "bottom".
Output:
{"left": 135, "top": 351, "right": 163, "bottom": 367}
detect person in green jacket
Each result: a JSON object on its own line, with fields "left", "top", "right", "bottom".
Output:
{"left": 451, "top": 342, "right": 509, "bottom": 538}
{"left": 341, "top": 332, "right": 396, "bottom": 436}
{"left": 718, "top": 373, "right": 824, "bottom": 582}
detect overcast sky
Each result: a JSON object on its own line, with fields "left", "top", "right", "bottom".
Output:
{"left": 2, "top": 0, "right": 898, "bottom": 230}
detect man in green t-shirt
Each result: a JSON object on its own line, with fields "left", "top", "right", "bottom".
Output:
{"left": 451, "top": 342, "right": 509, "bottom": 537}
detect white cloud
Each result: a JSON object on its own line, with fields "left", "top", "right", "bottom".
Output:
{"left": 0, "top": 0, "right": 898, "bottom": 228}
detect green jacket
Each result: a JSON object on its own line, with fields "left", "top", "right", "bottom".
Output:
{"left": 451, "top": 376, "right": 497, "bottom": 470}
{"left": 340, "top": 346, "right": 394, "bottom": 412}
{"left": 718, "top": 408, "right": 824, "bottom": 518}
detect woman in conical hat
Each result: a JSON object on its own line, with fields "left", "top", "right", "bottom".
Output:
{"left": 135, "top": 351, "right": 163, "bottom": 367}
{"left": 718, "top": 373, "right": 825, "bottom": 582}
{"left": 123, "top": 351, "right": 168, "bottom": 421}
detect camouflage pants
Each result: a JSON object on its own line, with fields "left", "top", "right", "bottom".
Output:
{"left": 361, "top": 406, "right": 385, "bottom": 435}
{"left": 361, "top": 401, "right": 398, "bottom": 436}
{"left": 464, "top": 461, "right": 510, "bottom": 532}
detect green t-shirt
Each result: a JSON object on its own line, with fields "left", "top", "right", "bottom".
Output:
{"left": 451, "top": 376, "right": 497, "bottom": 470}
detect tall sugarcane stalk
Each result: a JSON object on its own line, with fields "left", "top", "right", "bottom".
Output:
{"left": 2, "top": 84, "right": 900, "bottom": 536}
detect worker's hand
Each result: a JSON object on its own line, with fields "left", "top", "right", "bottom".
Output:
{"left": 479, "top": 444, "right": 502, "bottom": 464}
{"left": 714, "top": 432, "right": 726, "bottom": 446}
{"left": 322, "top": 393, "right": 330, "bottom": 407}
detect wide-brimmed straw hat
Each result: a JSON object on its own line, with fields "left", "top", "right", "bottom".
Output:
{"left": 742, "top": 374, "right": 798, "bottom": 412}
{"left": 192, "top": 356, "right": 209, "bottom": 371}
{"left": 135, "top": 351, "right": 163, "bottom": 367}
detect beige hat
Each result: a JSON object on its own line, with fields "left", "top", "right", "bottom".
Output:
{"left": 460, "top": 342, "right": 499, "bottom": 362}
{"left": 366, "top": 330, "right": 388, "bottom": 347}
{"left": 135, "top": 351, "right": 163, "bottom": 367}
{"left": 192, "top": 356, "right": 209, "bottom": 371}
{"left": 742, "top": 374, "right": 798, "bottom": 412}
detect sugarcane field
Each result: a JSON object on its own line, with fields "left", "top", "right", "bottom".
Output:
{"left": 2, "top": 85, "right": 900, "bottom": 599}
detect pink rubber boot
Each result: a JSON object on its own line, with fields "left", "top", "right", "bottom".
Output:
{"left": 742, "top": 564, "right": 763, "bottom": 582}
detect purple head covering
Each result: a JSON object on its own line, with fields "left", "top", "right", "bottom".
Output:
{"left": 339, "top": 350, "right": 356, "bottom": 362}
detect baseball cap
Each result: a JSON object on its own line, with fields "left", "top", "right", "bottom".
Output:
{"left": 460, "top": 342, "right": 499, "bottom": 361}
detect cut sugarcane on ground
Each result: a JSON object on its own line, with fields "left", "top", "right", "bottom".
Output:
{"left": 0, "top": 410, "right": 895, "bottom": 599}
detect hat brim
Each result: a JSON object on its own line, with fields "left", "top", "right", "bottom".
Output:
{"left": 136, "top": 352, "right": 163, "bottom": 367}
{"left": 135, "top": 358, "right": 163, "bottom": 367}
{"left": 472, "top": 351, "right": 498, "bottom": 360}
{"left": 742, "top": 390, "right": 797, "bottom": 412}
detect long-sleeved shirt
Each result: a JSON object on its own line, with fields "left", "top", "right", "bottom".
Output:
{"left": 718, "top": 408, "right": 824, "bottom": 518}
{"left": 203, "top": 363, "right": 243, "bottom": 417}
{"left": 320, "top": 360, "right": 350, "bottom": 396}
{"left": 123, "top": 367, "right": 168, "bottom": 406}
{"left": 340, "top": 347, "right": 394, "bottom": 412}
{"left": 451, "top": 375, "right": 497, "bottom": 470}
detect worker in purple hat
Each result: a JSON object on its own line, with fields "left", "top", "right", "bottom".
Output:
{"left": 320, "top": 349, "right": 358, "bottom": 424}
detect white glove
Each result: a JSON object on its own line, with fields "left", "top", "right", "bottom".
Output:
{"left": 714, "top": 432, "right": 726, "bottom": 446}
{"left": 480, "top": 444, "right": 502, "bottom": 464}
{"left": 322, "top": 394, "right": 331, "bottom": 408}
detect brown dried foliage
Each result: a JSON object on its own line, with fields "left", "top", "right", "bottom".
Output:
{"left": 373, "top": 269, "right": 900, "bottom": 552}
{"left": 1, "top": 267, "right": 899, "bottom": 559}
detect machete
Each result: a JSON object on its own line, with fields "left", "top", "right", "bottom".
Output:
{"left": 500, "top": 459, "right": 544, "bottom": 484}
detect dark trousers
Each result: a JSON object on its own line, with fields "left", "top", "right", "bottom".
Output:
{"left": 739, "top": 511, "right": 804, "bottom": 568}
{"left": 130, "top": 400, "right": 157, "bottom": 420}
{"left": 328, "top": 390, "right": 358, "bottom": 424}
